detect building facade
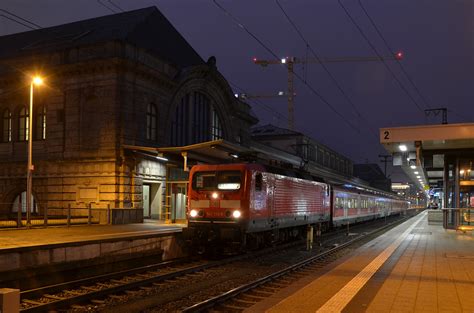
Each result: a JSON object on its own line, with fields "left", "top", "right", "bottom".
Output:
{"left": 0, "top": 7, "right": 257, "bottom": 223}
{"left": 251, "top": 124, "right": 353, "bottom": 177}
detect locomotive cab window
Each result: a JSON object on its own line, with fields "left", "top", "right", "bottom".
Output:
{"left": 192, "top": 171, "right": 241, "bottom": 191}
{"left": 255, "top": 173, "right": 263, "bottom": 191}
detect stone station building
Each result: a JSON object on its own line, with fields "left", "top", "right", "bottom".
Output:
{"left": 0, "top": 7, "right": 257, "bottom": 224}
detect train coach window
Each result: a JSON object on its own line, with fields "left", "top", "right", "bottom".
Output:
{"left": 255, "top": 173, "right": 262, "bottom": 191}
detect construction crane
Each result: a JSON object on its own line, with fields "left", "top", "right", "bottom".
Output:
{"left": 253, "top": 52, "right": 404, "bottom": 130}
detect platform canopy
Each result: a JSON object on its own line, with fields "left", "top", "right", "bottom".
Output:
{"left": 380, "top": 123, "right": 474, "bottom": 192}
{"left": 124, "top": 140, "right": 253, "bottom": 170}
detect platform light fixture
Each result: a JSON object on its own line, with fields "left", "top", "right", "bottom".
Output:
{"left": 155, "top": 155, "right": 168, "bottom": 162}
{"left": 26, "top": 75, "right": 44, "bottom": 228}
{"left": 281, "top": 58, "right": 286, "bottom": 64}
{"left": 399, "top": 144, "right": 407, "bottom": 152}
{"left": 410, "top": 165, "right": 416, "bottom": 169}
{"left": 414, "top": 171, "right": 419, "bottom": 174}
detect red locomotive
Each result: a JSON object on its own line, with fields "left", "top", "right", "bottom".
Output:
{"left": 184, "top": 163, "right": 409, "bottom": 251}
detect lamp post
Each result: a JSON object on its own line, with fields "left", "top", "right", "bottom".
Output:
{"left": 26, "top": 76, "right": 43, "bottom": 227}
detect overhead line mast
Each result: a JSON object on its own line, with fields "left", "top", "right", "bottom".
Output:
{"left": 253, "top": 53, "right": 403, "bottom": 130}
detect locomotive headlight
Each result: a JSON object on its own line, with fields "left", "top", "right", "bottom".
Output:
{"left": 190, "top": 209, "right": 198, "bottom": 218}
{"left": 212, "top": 192, "right": 219, "bottom": 199}
{"left": 232, "top": 210, "right": 241, "bottom": 218}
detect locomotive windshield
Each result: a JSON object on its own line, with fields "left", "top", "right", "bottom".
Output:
{"left": 192, "top": 171, "right": 242, "bottom": 191}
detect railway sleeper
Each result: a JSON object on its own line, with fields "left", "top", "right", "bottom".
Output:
{"left": 256, "top": 286, "right": 279, "bottom": 293}
{"left": 266, "top": 282, "right": 288, "bottom": 288}
{"left": 214, "top": 304, "right": 245, "bottom": 312}
{"left": 22, "top": 299, "right": 43, "bottom": 305}
{"left": 81, "top": 286, "right": 100, "bottom": 291}
{"left": 231, "top": 298, "right": 259, "bottom": 306}
{"left": 239, "top": 294, "right": 264, "bottom": 302}
{"left": 43, "top": 294, "right": 64, "bottom": 300}
{"left": 249, "top": 290, "right": 273, "bottom": 297}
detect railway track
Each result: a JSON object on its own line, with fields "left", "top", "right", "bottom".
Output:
{"left": 19, "top": 238, "right": 307, "bottom": 312}
{"left": 19, "top": 257, "right": 209, "bottom": 312}
{"left": 18, "top": 213, "right": 416, "bottom": 312}
{"left": 181, "top": 213, "right": 415, "bottom": 312}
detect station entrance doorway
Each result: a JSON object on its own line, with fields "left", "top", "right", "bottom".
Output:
{"left": 142, "top": 182, "right": 162, "bottom": 220}
{"left": 165, "top": 167, "right": 189, "bottom": 223}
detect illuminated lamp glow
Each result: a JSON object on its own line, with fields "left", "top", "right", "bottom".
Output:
{"left": 281, "top": 58, "right": 286, "bottom": 64}
{"left": 460, "top": 170, "right": 465, "bottom": 175}
{"left": 232, "top": 210, "right": 241, "bottom": 218}
{"left": 395, "top": 51, "right": 404, "bottom": 60}
{"left": 414, "top": 171, "right": 419, "bottom": 174}
{"left": 399, "top": 144, "right": 407, "bottom": 152}
{"left": 252, "top": 57, "right": 257, "bottom": 62}
{"left": 416, "top": 176, "right": 421, "bottom": 178}
{"left": 410, "top": 165, "right": 416, "bottom": 169}
{"left": 212, "top": 192, "right": 219, "bottom": 199}
{"left": 32, "top": 76, "right": 43, "bottom": 85}
{"left": 190, "top": 209, "right": 198, "bottom": 218}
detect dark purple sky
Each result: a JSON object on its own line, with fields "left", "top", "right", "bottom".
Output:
{"left": 1, "top": 0, "right": 473, "bottom": 180}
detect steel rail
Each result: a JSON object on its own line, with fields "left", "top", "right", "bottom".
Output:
{"left": 182, "top": 214, "right": 414, "bottom": 312}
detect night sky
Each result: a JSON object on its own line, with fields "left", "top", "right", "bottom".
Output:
{"left": 1, "top": 0, "right": 473, "bottom": 180}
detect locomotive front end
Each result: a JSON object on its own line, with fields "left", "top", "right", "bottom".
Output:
{"left": 184, "top": 165, "right": 249, "bottom": 252}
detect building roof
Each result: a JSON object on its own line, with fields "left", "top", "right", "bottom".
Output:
{"left": 251, "top": 124, "right": 303, "bottom": 137}
{"left": 0, "top": 6, "right": 204, "bottom": 68}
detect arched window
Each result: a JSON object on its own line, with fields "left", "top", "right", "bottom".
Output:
{"left": 146, "top": 103, "right": 157, "bottom": 141}
{"left": 18, "top": 107, "right": 29, "bottom": 141}
{"left": 11, "top": 191, "right": 37, "bottom": 214}
{"left": 171, "top": 92, "right": 223, "bottom": 146}
{"left": 2, "top": 109, "right": 11, "bottom": 142}
{"left": 35, "top": 105, "right": 46, "bottom": 140}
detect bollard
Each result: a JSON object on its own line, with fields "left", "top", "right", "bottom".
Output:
{"left": 43, "top": 206, "right": 48, "bottom": 227}
{"left": 17, "top": 199, "right": 22, "bottom": 228}
{"left": 306, "top": 225, "right": 313, "bottom": 251}
{"left": 67, "top": 203, "right": 71, "bottom": 227}
{"left": 88, "top": 203, "right": 92, "bottom": 225}
{"left": 0, "top": 288, "right": 20, "bottom": 313}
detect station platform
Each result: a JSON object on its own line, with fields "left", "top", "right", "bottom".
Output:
{"left": 249, "top": 211, "right": 474, "bottom": 313}
{"left": 0, "top": 221, "right": 186, "bottom": 274}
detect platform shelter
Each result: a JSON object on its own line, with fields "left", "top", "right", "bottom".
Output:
{"left": 380, "top": 123, "right": 474, "bottom": 229}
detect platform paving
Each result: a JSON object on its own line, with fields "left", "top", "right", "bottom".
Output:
{"left": 249, "top": 211, "right": 474, "bottom": 313}
{"left": 0, "top": 221, "right": 184, "bottom": 251}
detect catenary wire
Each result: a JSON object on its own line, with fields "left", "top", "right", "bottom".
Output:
{"left": 275, "top": 0, "right": 379, "bottom": 141}
{"left": 107, "top": 0, "right": 125, "bottom": 12}
{"left": 211, "top": 0, "right": 360, "bottom": 134}
{"left": 0, "top": 9, "right": 41, "bottom": 28}
{"left": 0, "top": 14, "right": 36, "bottom": 30}
{"left": 97, "top": 0, "right": 117, "bottom": 13}
{"left": 212, "top": 0, "right": 377, "bottom": 162}
{"left": 337, "top": 0, "right": 425, "bottom": 113}
{"left": 357, "top": 0, "right": 432, "bottom": 109}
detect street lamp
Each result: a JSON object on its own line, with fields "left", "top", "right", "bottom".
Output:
{"left": 26, "top": 75, "right": 43, "bottom": 227}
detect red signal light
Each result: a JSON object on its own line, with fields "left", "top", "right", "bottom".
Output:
{"left": 395, "top": 51, "right": 403, "bottom": 60}
{"left": 252, "top": 57, "right": 257, "bottom": 63}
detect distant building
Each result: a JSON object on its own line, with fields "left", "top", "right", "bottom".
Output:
{"left": 251, "top": 124, "right": 353, "bottom": 177}
{"left": 353, "top": 164, "right": 391, "bottom": 192}
{"left": 0, "top": 7, "right": 257, "bottom": 223}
